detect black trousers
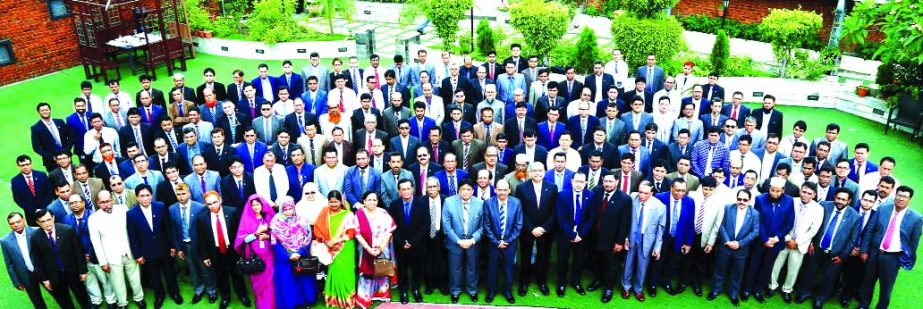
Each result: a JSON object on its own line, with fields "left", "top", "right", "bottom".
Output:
{"left": 518, "top": 233, "right": 553, "bottom": 286}
{"left": 49, "top": 270, "right": 90, "bottom": 309}
{"left": 555, "top": 238, "right": 586, "bottom": 286}
{"left": 396, "top": 249, "right": 424, "bottom": 293}
{"left": 647, "top": 235, "right": 679, "bottom": 287}
{"left": 840, "top": 254, "right": 867, "bottom": 301}
{"left": 798, "top": 250, "right": 844, "bottom": 302}
{"left": 601, "top": 249, "right": 624, "bottom": 289}
{"left": 859, "top": 251, "right": 901, "bottom": 309}
{"left": 743, "top": 244, "right": 782, "bottom": 293}
{"left": 142, "top": 257, "right": 180, "bottom": 298}
{"left": 211, "top": 251, "right": 247, "bottom": 300}
{"left": 680, "top": 234, "right": 706, "bottom": 287}
{"left": 24, "top": 271, "right": 48, "bottom": 309}
{"left": 424, "top": 233, "right": 448, "bottom": 291}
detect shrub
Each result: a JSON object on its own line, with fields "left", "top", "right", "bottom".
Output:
{"left": 785, "top": 50, "right": 829, "bottom": 81}
{"left": 759, "top": 8, "right": 823, "bottom": 77}
{"left": 456, "top": 31, "right": 474, "bottom": 55}
{"left": 548, "top": 39, "right": 577, "bottom": 68}
{"left": 710, "top": 29, "right": 730, "bottom": 75}
{"left": 422, "top": 0, "right": 474, "bottom": 50}
{"left": 612, "top": 0, "right": 678, "bottom": 18}
{"left": 584, "top": 6, "right": 599, "bottom": 17}
{"left": 599, "top": 0, "right": 622, "bottom": 18}
{"left": 248, "top": 0, "right": 305, "bottom": 45}
{"left": 186, "top": 0, "right": 213, "bottom": 31}
{"left": 573, "top": 27, "right": 601, "bottom": 74}
{"left": 475, "top": 19, "right": 496, "bottom": 57}
{"left": 610, "top": 12, "right": 686, "bottom": 69}
{"left": 509, "top": 0, "right": 571, "bottom": 61}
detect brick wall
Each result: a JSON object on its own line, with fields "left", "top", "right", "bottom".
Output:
{"left": 0, "top": 0, "right": 79, "bottom": 86}
{"left": 673, "top": 0, "right": 838, "bottom": 41}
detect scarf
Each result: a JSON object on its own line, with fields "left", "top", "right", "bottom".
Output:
{"left": 356, "top": 208, "right": 375, "bottom": 275}
{"left": 271, "top": 201, "right": 310, "bottom": 252}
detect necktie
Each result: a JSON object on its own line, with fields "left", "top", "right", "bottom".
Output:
{"left": 462, "top": 202, "right": 470, "bottom": 235}
{"left": 731, "top": 106, "right": 738, "bottom": 120}
{"left": 86, "top": 96, "right": 94, "bottom": 114}
{"left": 622, "top": 174, "right": 629, "bottom": 193}
{"left": 374, "top": 70, "right": 380, "bottom": 89}
{"left": 589, "top": 170, "right": 597, "bottom": 189}
{"left": 821, "top": 210, "right": 841, "bottom": 250}
{"left": 237, "top": 84, "right": 243, "bottom": 101}
{"left": 404, "top": 201, "right": 411, "bottom": 225}
{"left": 656, "top": 181, "right": 661, "bottom": 192}
{"left": 432, "top": 144, "right": 439, "bottom": 162}
{"left": 178, "top": 103, "right": 184, "bottom": 117}
{"left": 26, "top": 175, "right": 35, "bottom": 196}
{"left": 463, "top": 144, "right": 470, "bottom": 169}
{"left": 580, "top": 119, "right": 586, "bottom": 144}
{"left": 199, "top": 175, "right": 207, "bottom": 194}
{"left": 882, "top": 211, "right": 900, "bottom": 250}
{"left": 168, "top": 131, "right": 178, "bottom": 149}
{"left": 108, "top": 162, "right": 118, "bottom": 176}
{"left": 142, "top": 176, "right": 149, "bottom": 186}
{"left": 489, "top": 65, "right": 495, "bottom": 80}
{"left": 419, "top": 169, "right": 426, "bottom": 193}
{"left": 338, "top": 91, "right": 345, "bottom": 112}
{"left": 80, "top": 114, "right": 88, "bottom": 130}
{"left": 249, "top": 99, "right": 256, "bottom": 118}
{"left": 82, "top": 183, "right": 94, "bottom": 209}
{"left": 134, "top": 127, "right": 146, "bottom": 156}
{"left": 263, "top": 119, "right": 271, "bottom": 143}
{"left": 114, "top": 113, "right": 124, "bottom": 127}
{"left": 549, "top": 123, "right": 555, "bottom": 142}
{"left": 857, "top": 211, "right": 868, "bottom": 246}
{"left": 519, "top": 120, "right": 524, "bottom": 142}
{"left": 47, "top": 122, "right": 62, "bottom": 148}
{"left": 309, "top": 138, "right": 316, "bottom": 164}
{"left": 366, "top": 134, "right": 373, "bottom": 154}
{"left": 448, "top": 174, "right": 457, "bottom": 196}
{"left": 181, "top": 205, "right": 190, "bottom": 240}
{"left": 671, "top": 199, "right": 679, "bottom": 237}
{"left": 595, "top": 192, "right": 608, "bottom": 230}
{"left": 499, "top": 201, "right": 507, "bottom": 240}
{"left": 695, "top": 198, "right": 704, "bottom": 233}
{"left": 485, "top": 124, "right": 492, "bottom": 144}
{"left": 215, "top": 214, "right": 227, "bottom": 253}
{"left": 161, "top": 157, "right": 168, "bottom": 172}
{"left": 237, "top": 179, "right": 244, "bottom": 199}
{"left": 429, "top": 199, "right": 438, "bottom": 237}
{"left": 575, "top": 194, "right": 583, "bottom": 229}
{"left": 360, "top": 169, "right": 367, "bottom": 191}
{"left": 635, "top": 202, "right": 644, "bottom": 243}
{"left": 48, "top": 232, "right": 63, "bottom": 271}
{"left": 268, "top": 173, "right": 278, "bottom": 201}
{"left": 856, "top": 163, "right": 863, "bottom": 182}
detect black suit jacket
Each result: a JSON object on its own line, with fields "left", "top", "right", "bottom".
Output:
{"left": 31, "top": 224, "right": 87, "bottom": 284}
{"left": 592, "top": 188, "right": 632, "bottom": 251}
{"left": 135, "top": 88, "right": 167, "bottom": 108}
{"left": 202, "top": 144, "right": 234, "bottom": 176}
{"left": 329, "top": 71, "right": 354, "bottom": 91}
{"left": 196, "top": 82, "right": 228, "bottom": 105}
{"left": 557, "top": 80, "right": 584, "bottom": 103}
{"left": 283, "top": 112, "right": 318, "bottom": 140}
{"left": 389, "top": 198, "right": 431, "bottom": 256}
{"left": 172, "top": 86, "right": 197, "bottom": 104}
{"left": 152, "top": 129, "right": 183, "bottom": 153}
{"left": 621, "top": 89, "right": 655, "bottom": 113}
{"left": 503, "top": 117, "right": 537, "bottom": 148}
{"left": 512, "top": 145, "right": 548, "bottom": 166}
{"left": 424, "top": 141, "right": 452, "bottom": 164}
{"left": 150, "top": 153, "right": 189, "bottom": 176}
{"left": 214, "top": 112, "right": 248, "bottom": 145}
{"left": 226, "top": 82, "right": 252, "bottom": 105}
{"left": 750, "top": 108, "right": 784, "bottom": 137}
{"left": 408, "top": 162, "right": 443, "bottom": 196}
{"left": 482, "top": 62, "right": 501, "bottom": 81}
{"left": 535, "top": 96, "right": 566, "bottom": 123}
{"left": 665, "top": 142, "right": 692, "bottom": 172}
{"left": 31, "top": 119, "right": 74, "bottom": 170}
{"left": 220, "top": 174, "right": 256, "bottom": 209}
{"left": 579, "top": 142, "right": 619, "bottom": 170}
{"left": 350, "top": 108, "right": 383, "bottom": 135}
{"left": 117, "top": 124, "right": 154, "bottom": 156}
{"left": 701, "top": 84, "right": 725, "bottom": 102}
{"left": 156, "top": 180, "right": 180, "bottom": 206}
{"left": 647, "top": 177, "right": 673, "bottom": 194}
{"left": 195, "top": 206, "right": 240, "bottom": 262}
{"left": 447, "top": 101, "right": 477, "bottom": 124}
{"left": 514, "top": 181, "right": 558, "bottom": 236}
{"left": 439, "top": 77, "right": 472, "bottom": 104}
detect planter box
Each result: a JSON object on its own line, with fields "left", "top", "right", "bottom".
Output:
{"left": 193, "top": 37, "right": 356, "bottom": 60}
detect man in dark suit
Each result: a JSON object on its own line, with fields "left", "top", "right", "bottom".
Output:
{"left": 709, "top": 190, "right": 760, "bottom": 306}
{"left": 468, "top": 66, "right": 494, "bottom": 104}
{"left": 202, "top": 128, "right": 234, "bottom": 177}
{"left": 839, "top": 190, "right": 877, "bottom": 307}
{"left": 118, "top": 108, "right": 154, "bottom": 156}
{"left": 49, "top": 150, "right": 76, "bottom": 186}
{"left": 566, "top": 99, "right": 600, "bottom": 148}
{"left": 512, "top": 130, "right": 548, "bottom": 165}
{"left": 278, "top": 60, "right": 305, "bottom": 99}
{"left": 236, "top": 85, "right": 268, "bottom": 123}
{"left": 251, "top": 64, "right": 280, "bottom": 103}
{"left": 557, "top": 67, "right": 584, "bottom": 103}
{"left": 30, "top": 209, "right": 90, "bottom": 309}
{"left": 482, "top": 51, "right": 501, "bottom": 81}
{"left": 621, "top": 77, "right": 655, "bottom": 113}
{"left": 12, "top": 155, "right": 54, "bottom": 226}
{"left": 440, "top": 64, "right": 472, "bottom": 104}
{"left": 742, "top": 177, "right": 795, "bottom": 302}
{"left": 225, "top": 69, "right": 251, "bottom": 105}
{"left": 2, "top": 212, "right": 47, "bottom": 308}
{"left": 219, "top": 157, "right": 256, "bottom": 209}
{"left": 483, "top": 180, "right": 523, "bottom": 304}
{"left": 587, "top": 172, "right": 632, "bottom": 302}
{"left": 171, "top": 74, "right": 198, "bottom": 104}
{"left": 269, "top": 130, "right": 302, "bottom": 167}
{"left": 408, "top": 146, "right": 444, "bottom": 196}
{"left": 514, "top": 162, "right": 558, "bottom": 296}
{"left": 381, "top": 69, "right": 411, "bottom": 109}
{"left": 750, "top": 94, "right": 784, "bottom": 137}
{"left": 584, "top": 61, "right": 616, "bottom": 102}
{"left": 503, "top": 102, "right": 536, "bottom": 148}
{"left": 648, "top": 160, "right": 674, "bottom": 194}
{"left": 196, "top": 68, "right": 227, "bottom": 105}
{"left": 351, "top": 93, "right": 384, "bottom": 136}
{"left": 649, "top": 179, "right": 696, "bottom": 296}
{"left": 150, "top": 138, "right": 188, "bottom": 176}
{"left": 282, "top": 100, "right": 318, "bottom": 141}
{"left": 214, "top": 101, "right": 247, "bottom": 146}
{"left": 155, "top": 162, "right": 182, "bottom": 209}
{"left": 126, "top": 184, "right": 181, "bottom": 307}
{"left": 701, "top": 72, "right": 725, "bottom": 102}
{"left": 857, "top": 186, "right": 922, "bottom": 309}
{"left": 721, "top": 91, "right": 750, "bottom": 126}
{"left": 196, "top": 192, "right": 249, "bottom": 308}
{"left": 389, "top": 179, "right": 430, "bottom": 303}
{"left": 666, "top": 129, "right": 693, "bottom": 172}
{"left": 580, "top": 128, "right": 619, "bottom": 170}
{"left": 136, "top": 75, "right": 168, "bottom": 108}
{"left": 66, "top": 98, "right": 94, "bottom": 172}
{"left": 32, "top": 102, "right": 74, "bottom": 172}
{"left": 452, "top": 127, "right": 487, "bottom": 171}
{"left": 554, "top": 172, "right": 593, "bottom": 297}
{"left": 535, "top": 81, "right": 565, "bottom": 124}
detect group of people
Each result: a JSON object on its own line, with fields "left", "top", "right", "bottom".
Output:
{"left": 7, "top": 44, "right": 920, "bottom": 309}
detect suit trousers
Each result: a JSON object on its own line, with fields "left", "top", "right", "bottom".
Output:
{"left": 424, "top": 233, "right": 448, "bottom": 291}
{"left": 601, "top": 249, "right": 625, "bottom": 290}
{"left": 769, "top": 247, "right": 806, "bottom": 292}
{"left": 85, "top": 262, "right": 115, "bottom": 305}
{"left": 647, "top": 235, "right": 679, "bottom": 287}
{"left": 23, "top": 271, "right": 48, "bottom": 309}
{"left": 797, "top": 250, "right": 844, "bottom": 302}
{"left": 555, "top": 238, "right": 587, "bottom": 287}
{"left": 49, "top": 269, "right": 91, "bottom": 309}
{"left": 743, "top": 245, "right": 782, "bottom": 293}
{"left": 108, "top": 254, "right": 144, "bottom": 306}
{"left": 210, "top": 250, "right": 247, "bottom": 300}
{"left": 680, "top": 234, "right": 707, "bottom": 287}
{"left": 142, "top": 257, "right": 180, "bottom": 298}
{"left": 179, "top": 242, "right": 216, "bottom": 296}
{"left": 486, "top": 243, "right": 517, "bottom": 294}
{"left": 622, "top": 241, "right": 652, "bottom": 293}
{"left": 518, "top": 233, "right": 553, "bottom": 286}
{"left": 395, "top": 249, "right": 424, "bottom": 293}
{"left": 840, "top": 255, "right": 867, "bottom": 301}
{"left": 859, "top": 251, "right": 901, "bottom": 309}
{"left": 447, "top": 243, "right": 480, "bottom": 296}
{"left": 711, "top": 245, "right": 747, "bottom": 297}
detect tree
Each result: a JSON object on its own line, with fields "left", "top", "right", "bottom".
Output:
{"left": 400, "top": 0, "right": 473, "bottom": 50}
{"left": 612, "top": 0, "right": 678, "bottom": 19}
{"left": 710, "top": 29, "right": 730, "bottom": 75}
{"left": 610, "top": 12, "right": 686, "bottom": 69}
{"left": 509, "top": 0, "right": 571, "bottom": 63}
{"left": 317, "top": 0, "right": 356, "bottom": 34}
{"left": 758, "top": 8, "right": 822, "bottom": 78}
{"left": 248, "top": 0, "right": 304, "bottom": 44}
{"left": 475, "top": 19, "right": 496, "bottom": 57}
{"left": 573, "top": 27, "right": 601, "bottom": 74}
{"left": 844, "top": 0, "right": 923, "bottom": 65}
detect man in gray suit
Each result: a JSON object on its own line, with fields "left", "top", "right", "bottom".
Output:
{"left": 622, "top": 181, "right": 666, "bottom": 302}
{"left": 252, "top": 101, "right": 283, "bottom": 145}
{"left": 382, "top": 92, "right": 411, "bottom": 137}
{"left": 168, "top": 183, "right": 216, "bottom": 303}
{"left": 182, "top": 155, "right": 222, "bottom": 203}
{"left": 442, "top": 180, "right": 485, "bottom": 303}
{"left": 301, "top": 52, "right": 330, "bottom": 91}
{"left": 2, "top": 212, "right": 47, "bottom": 308}
{"left": 709, "top": 190, "right": 760, "bottom": 306}
{"left": 635, "top": 54, "right": 666, "bottom": 94}
{"left": 380, "top": 153, "right": 415, "bottom": 208}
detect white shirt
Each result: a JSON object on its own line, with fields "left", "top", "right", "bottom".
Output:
{"left": 211, "top": 210, "right": 230, "bottom": 249}
{"left": 13, "top": 231, "right": 34, "bottom": 271}
{"left": 759, "top": 151, "right": 778, "bottom": 182}
{"left": 273, "top": 99, "right": 296, "bottom": 116}
{"left": 546, "top": 147, "right": 581, "bottom": 172}
{"left": 254, "top": 164, "right": 290, "bottom": 204}
{"left": 652, "top": 111, "right": 676, "bottom": 142}
{"left": 734, "top": 206, "right": 748, "bottom": 238}
{"left": 653, "top": 89, "right": 683, "bottom": 118}
{"left": 778, "top": 134, "right": 807, "bottom": 157}
{"left": 139, "top": 205, "right": 154, "bottom": 231}
{"left": 83, "top": 127, "right": 121, "bottom": 162}
{"left": 759, "top": 110, "right": 772, "bottom": 136}
{"left": 326, "top": 87, "right": 359, "bottom": 117}
{"left": 104, "top": 91, "right": 133, "bottom": 111}
{"left": 860, "top": 173, "right": 901, "bottom": 198}
{"left": 638, "top": 200, "right": 650, "bottom": 234}
{"left": 730, "top": 150, "right": 762, "bottom": 179}
{"left": 604, "top": 60, "right": 629, "bottom": 88}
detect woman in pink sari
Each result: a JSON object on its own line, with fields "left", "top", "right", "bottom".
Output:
{"left": 355, "top": 191, "right": 396, "bottom": 308}
{"left": 234, "top": 194, "right": 277, "bottom": 309}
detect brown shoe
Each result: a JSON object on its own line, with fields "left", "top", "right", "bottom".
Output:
{"left": 635, "top": 292, "right": 646, "bottom": 302}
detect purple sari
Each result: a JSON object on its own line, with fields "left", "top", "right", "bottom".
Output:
{"left": 235, "top": 194, "right": 278, "bottom": 309}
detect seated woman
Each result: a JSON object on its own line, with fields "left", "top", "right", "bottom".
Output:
{"left": 314, "top": 190, "right": 357, "bottom": 309}
{"left": 355, "top": 191, "right": 397, "bottom": 308}
{"left": 271, "top": 198, "right": 318, "bottom": 309}
{"left": 234, "top": 195, "right": 277, "bottom": 309}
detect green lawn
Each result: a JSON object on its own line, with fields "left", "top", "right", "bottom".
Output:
{"left": 0, "top": 53, "right": 920, "bottom": 308}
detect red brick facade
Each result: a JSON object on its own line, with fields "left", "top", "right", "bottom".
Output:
{"left": 672, "top": 0, "right": 837, "bottom": 40}
{"left": 0, "top": 0, "right": 80, "bottom": 86}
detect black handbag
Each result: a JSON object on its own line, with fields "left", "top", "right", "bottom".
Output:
{"left": 236, "top": 243, "right": 266, "bottom": 275}
{"left": 293, "top": 255, "right": 319, "bottom": 275}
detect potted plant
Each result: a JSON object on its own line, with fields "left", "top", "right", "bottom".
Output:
{"left": 857, "top": 82, "right": 870, "bottom": 97}
{"left": 201, "top": 30, "right": 213, "bottom": 38}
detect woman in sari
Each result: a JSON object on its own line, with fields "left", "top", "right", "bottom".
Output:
{"left": 234, "top": 194, "right": 277, "bottom": 309}
{"left": 313, "top": 190, "right": 357, "bottom": 308}
{"left": 270, "top": 199, "right": 318, "bottom": 309}
{"left": 295, "top": 182, "right": 325, "bottom": 227}
{"left": 355, "top": 191, "right": 396, "bottom": 308}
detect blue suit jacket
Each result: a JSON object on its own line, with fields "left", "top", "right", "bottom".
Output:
{"left": 167, "top": 201, "right": 206, "bottom": 251}
{"left": 617, "top": 144, "right": 652, "bottom": 176}
{"left": 65, "top": 112, "right": 91, "bottom": 156}
{"left": 62, "top": 209, "right": 95, "bottom": 262}
{"left": 1, "top": 227, "right": 39, "bottom": 287}
{"left": 544, "top": 169, "right": 575, "bottom": 193}
{"left": 754, "top": 149, "right": 785, "bottom": 175}
{"left": 176, "top": 141, "right": 212, "bottom": 169}
{"left": 865, "top": 205, "right": 922, "bottom": 270}
{"left": 285, "top": 164, "right": 315, "bottom": 202}
{"left": 442, "top": 196, "right": 485, "bottom": 253}
{"left": 720, "top": 133, "right": 739, "bottom": 151}
{"left": 278, "top": 73, "right": 305, "bottom": 99}
{"left": 721, "top": 104, "right": 750, "bottom": 125}
{"left": 11, "top": 172, "right": 54, "bottom": 223}
{"left": 126, "top": 202, "right": 172, "bottom": 260}
{"left": 681, "top": 97, "right": 712, "bottom": 118}
{"left": 389, "top": 136, "right": 421, "bottom": 164}
{"left": 381, "top": 83, "right": 410, "bottom": 108}
{"left": 813, "top": 202, "right": 861, "bottom": 259}
{"left": 407, "top": 117, "right": 437, "bottom": 140}
{"left": 754, "top": 193, "right": 796, "bottom": 251}
{"left": 138, "top": 105, "right": 166, "bottom": 125}
{"left": 620, "top": 112, "right": 654, "bottom": 133}
{"left": 700, "top": 113, "right": 729, "bottom": 129}
{"left": 251, "top": 76, "right": 281, "bottom": 101}
{"left": 537, "top": 121, "right": 566, "bottom": 150}
{"left": 343, "top": 166, "right": 382, "bottom": 206}
{"left": 635, "top": 65, "right": 666, "bottom": 93}
{"left": 718, "top": 205, "right": 760, "bottom": 255}
{"left": 434, "top": 170, "right": 468, "bottom": 195}
{"left": 182, "top": 171, "right": 222, "bottom": 203}
{"left": 483, "top": 196, "right": 523, "bottom": 246}
{"left": 848, "top": 159, "right": 878, "bottom": 183}
{"left": 495, "top": 74, "right": 527, "bottom": 104}
{"left": 234, "top": 142, "right": 269, "bottom": 173}
{"left": 566, "top": 115, "right": 600, "bottom": 148}
{"left": 555, "top": 189, "right": 595, "bottom": 241}
{"left": 300, "top": 90, "right": 329, "bottom": 115}
{"left": 655, "top": 192, "right": 696, "bottom": 252}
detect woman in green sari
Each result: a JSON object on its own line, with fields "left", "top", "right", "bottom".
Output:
{"left": 313, "top": 190, "right": 357, "bottom": 308}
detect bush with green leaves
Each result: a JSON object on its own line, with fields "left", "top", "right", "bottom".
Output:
{"left": 573, "top": 27, "right": 601, "bottom": 74}
{"left": 509, "top": 0, "right": 570, "bottom": 62}
{"left": 612, "top": 0, "right": 678, "bottom": 18}
{"left": 758, "top": 8, "right": 823, "bottom": 78}
{"left": 610, "top": 12, "right": 686, "bottom": 69}
{"left": 549, "top": 39, "right": 578, "bottom": 68}
{"left": 248, "top": 0, "right": 306, "bottom": 45}
{"left": 185, "top": 0, "right": 213, "bottom": 31}
{"left": 844, "top": 0, "right": 923, "bottom": 65}
{"left": 475, "top": 19, "right": 496, "bottom": 57}
{"left": 784, "top": 50, "right": 829, "bottom": 81}
{"left": 317, "top": 0, "right": 356, "bottom": 34}
{"left": 424, "top": 0, "right": 474, "bottom": 50}
{"left": 455, "top": 31, "right": 474, "bottom": 55}
{"left": 710, "top": 29, "right": 730, "bottom": 75}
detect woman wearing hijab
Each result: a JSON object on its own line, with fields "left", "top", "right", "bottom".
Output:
{"left": 313, "top": 190, "right": 357, "bottom": 308}
{"left": 270, "top": 198, "right": 318, "bottom": 309}
{"left": 355, "top": 191, "right": 396, "bottom": 308}
{"left": 295, "top": 183, "right": 325, "bottom": 227}
{"left": 234, "top": 194, "right": 277, "bottom": 309}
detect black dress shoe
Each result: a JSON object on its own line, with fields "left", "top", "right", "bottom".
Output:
{"left": 587, "top": 280, "right": 602, "bottom": 292}
{"left": 440, "top": 287, "right": 449, "bottom": 295}
{"left": 469, "top": 293, "right": 478, "bottom": 302}
{"left": 573, "top": 284, "right": 586, "bottom": 295}
{"left": 136, "top": 300, "right": 147, "bottom": 309}
{"left": 240, "top": 296, "right": 251, "bottom": 307}
{"left": 485, "top": 292, "right": 496, "bottom": 303}
{"left": 504, "top": 292, "right": 515, "bottom": 304}
{"left": 694, "top": 286, "right": 703, "bottom": 296}
{"left": 191, "top": 293, "right": 204, "bottom": 304}
{"left": 730, "top": 296, "right": 740, "bottom": 306}
{"left": 538, "top": 284, "right": 550, "bottom": 296}
{"left": 108, "top": 302, "right": 117, "bottom": 309}
{"left": 219, "top": 299, "right": 230, "bottom": 309}
{"left": 424, "top": 288, "right": 434, "bottom": 295}
{"left": 556, "top": 285, "right": 566, "bottom": 297}
{"left": 451, "top": 294, "right": 460, "bottom": 303}
{"left": 676, "top": 284, "right": 688, "bottom": 294}
{"left": 741, "top": 291, "right": 750, "bottom": 302}
{"left": 766, "top": 288, "right": 776, "bottom": 298}
{"left": 840, "top": 298, "right": 851, "bottom": 308}
{"left": 208, "top": 294, "right": 218, "bottom": 304}
{"left": 795, "top": 293, "right": 811, "bottom": 304}
{"left": 412, "top": 290, "right": 423, "bottom": 302}
{"left": 664, "top": 284, "right": 677, "bottom": 295}
{"left": 753, "top": 292, "right": 765, "bottom": 303}
{"left": 647, "top": 286, "right": 658, "bottom": 297}
{"left": 400, "top": 292, "right": 409, "bottom": 304}
{"left": 708, "top": 291, "right": 719, "bottom": 300}
{"left": 601, "top": 289, "right": 613, "bottom": 303}
{"left": 90, "top": 304, "right": 100, "bottom": 309}
{"left": 518, "top": 285, "right": 528, "bottom": 296}
{"left": 171, "top": 294, "right": 184, "bottom": 305}
{"left": 782, "top": 292, "right": 792, "bottom": 303}
{"left": 813, "top": 300, "right": 824, "bottom": 309}
{"left": 154, "top": 297, "right": 164, "bottom": 308}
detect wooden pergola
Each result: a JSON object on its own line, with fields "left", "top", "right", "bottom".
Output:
{"left": 70, "top": 0, "right": 194, "bottom": 82}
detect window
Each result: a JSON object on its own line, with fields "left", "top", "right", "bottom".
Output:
{"left": 0, "top": 40, "right": 14, "bottom": 66}
{"left": 47, "top": 0, "right": 70, "bottom": 20}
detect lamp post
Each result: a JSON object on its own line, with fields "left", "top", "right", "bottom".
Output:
{"left": 471, "top": 6, "right": 475, "bottom": 52}
{"left": 722, "top": 0, "right": 730, "bottom": 27}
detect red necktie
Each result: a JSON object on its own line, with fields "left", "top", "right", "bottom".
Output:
{"left": 433, "top": 144, "right": 439, "bottom": 162}
{"left": 731, "top": 106, "right": 738, "bottom": 120}
{"left": 26, "top": 175, "right": 36, "bottom": 196}
{"left": 215, "top": 214, "right": 227, "bottom": 254}
{"left": 420, "top": 169, "right": 426, "bottom": 193}
{"left": 146, "top": 108, "right": 153, "bottom": 123}
{"left": 622, "top": 174, "right": 629, "bottom": 193}
{"left": 489, "top": 65, "right": 495, "bottom": 80}
{"left": 367, "top": 134, "right": 373, "bottom": 153}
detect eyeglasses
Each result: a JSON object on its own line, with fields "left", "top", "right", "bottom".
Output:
{"left": 98, "top": 199, "right": 112, "bottom": 203}
{"left": 417, "top": 154, "right": 428, "bottom": 158}
{"left": 261, "top": 108, "right": 271, "bottom": 111}
{"left": 737, "top": 198, "right": 749, "bottom": 202}
{"left": 305, "top": 192, "right": 316, "bottom": 195}
{"left": 111, "top": 182, "right": 124, "bottom": 186}
{"left": 724, "top": 125, "right": 737, "bottom": 128}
